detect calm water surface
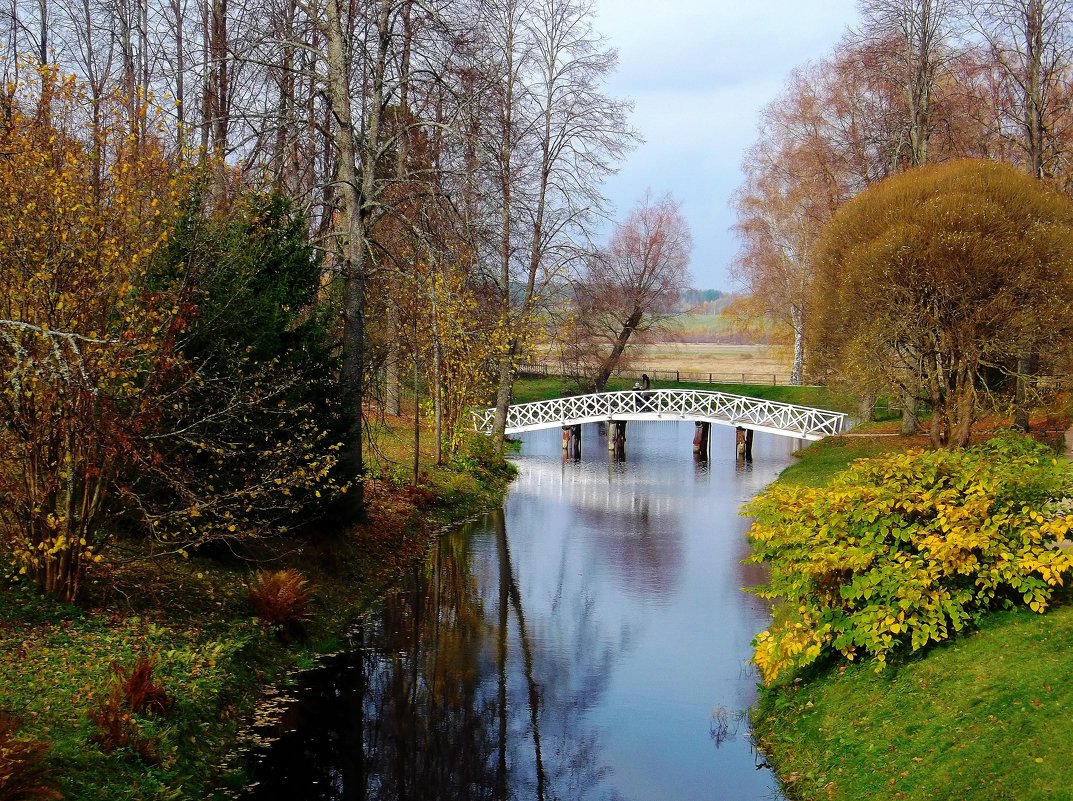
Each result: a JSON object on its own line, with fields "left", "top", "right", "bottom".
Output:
{"left": 243, "top": 422, "right": 798, "bottom": 801}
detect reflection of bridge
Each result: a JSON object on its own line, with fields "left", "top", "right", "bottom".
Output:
{"left": 512, "top": 457, "right": 680, "bottom": 518}
{"left": 472, "top": 389, "right": 848, "bottom": 441}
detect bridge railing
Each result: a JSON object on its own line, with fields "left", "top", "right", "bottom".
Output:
{"left": 471, "top": 389, "right": 848, "bottom": 440}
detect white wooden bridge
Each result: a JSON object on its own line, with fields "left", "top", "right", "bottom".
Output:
{"left": 471, "top": 389, "right": 848, "bottom": 441}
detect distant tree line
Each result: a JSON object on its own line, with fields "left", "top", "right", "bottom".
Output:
{"left": 682, "top": 289, "right": 723, "bottom": 306}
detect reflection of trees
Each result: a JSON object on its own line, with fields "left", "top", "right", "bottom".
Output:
{"left": 355, "top": 510, "right": 624, "bottom": 800}
{"left": 575, "top": 497, "right": 684, "bottom": 602}
{"left": 488, "top": 508, "right": 624, "bottom": 801}
{"left": 247, "top": 509, "right": 624, "bottom": 800}
{"left": 361, "top": 526, "right": 499, "bottom": 801}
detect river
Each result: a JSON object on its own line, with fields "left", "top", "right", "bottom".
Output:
{"left": 242, "top": 421, "right": 798, "bottom": 801}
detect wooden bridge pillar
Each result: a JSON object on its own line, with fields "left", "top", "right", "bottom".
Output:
{"left": 562, "top": 426, "right": 579, "bottom": 456}
{"left": 607, "top": 421, "right": 627, "bottom": 449}
{"left": 735, "top": 426, "right": 754, "bottom": 462}
{"left": 692, "top": 421, "right": 710, "bottom": 457}
{"left": 608, "top": 420, "right": 626, "bottom": 461}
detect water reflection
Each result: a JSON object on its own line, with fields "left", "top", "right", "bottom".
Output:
{"left": 243, "top": 422, "right": 797, "bottom": 801}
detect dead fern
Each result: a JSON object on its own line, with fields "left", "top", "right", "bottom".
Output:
{"left": 0, "top": 711, "right": 62, "bottom": 801}
{"left": 247, "top": 569, "right": 313, "bottom": 643}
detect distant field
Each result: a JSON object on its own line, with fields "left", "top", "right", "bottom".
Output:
{"left": 630, "top": 342, "right": 789, "bottom": 379}
{"left": 663, "top": 311, "right": 782, "bottom": 344}
{"left": 530, "top": 310, "right": 795, "bottom": 383}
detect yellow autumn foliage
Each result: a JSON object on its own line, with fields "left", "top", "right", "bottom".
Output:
{"left": 744, "top": 433, "right": 1073, "bottom": 683}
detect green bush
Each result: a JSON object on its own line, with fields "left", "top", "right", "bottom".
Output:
{"left": 745, "top": 434, "right": 1073, "bottom": 682}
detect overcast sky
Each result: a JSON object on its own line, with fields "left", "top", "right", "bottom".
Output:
{"left": 591, "top": 0, "right": 859, "bottom": 291}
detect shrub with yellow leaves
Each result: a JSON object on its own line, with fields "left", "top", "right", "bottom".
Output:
{"left": 0, "top": 70, "right": 183, "bottom": 602}
{"left": 745, "top": 433, "right": 1073, "bottom": 683}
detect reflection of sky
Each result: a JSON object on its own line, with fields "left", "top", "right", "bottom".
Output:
{"left": 489, "top": 422, "right": 798, "bottom": 801}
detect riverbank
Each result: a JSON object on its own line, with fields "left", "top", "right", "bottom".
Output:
{"left": 0, "top": 421, "right": 514, "bottom": 800}
{"left": 750, "top": 417, "right": 1073, "bottom": 801}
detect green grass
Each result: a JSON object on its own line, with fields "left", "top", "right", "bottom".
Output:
{"left": 776, "top": 431, "right": 929, "bottom": 487}
{"left": 751, "top": 425, "right": 1073, "bottom": 800}
{"left": 754, "top": 601, "right": 1073, "bottom": 801}
{"left": 0, "top": 572, "right": 273, "bottom": 800}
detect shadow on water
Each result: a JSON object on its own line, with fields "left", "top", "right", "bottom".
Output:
{"left": 240, "top": 422, "right": 796, "bottom": 801}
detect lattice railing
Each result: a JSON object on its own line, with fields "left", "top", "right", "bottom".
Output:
{"left": 471, "top": 389, "right": 848, "bottom": 441}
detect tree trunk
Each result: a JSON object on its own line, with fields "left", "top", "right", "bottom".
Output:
{"left": 384, "top": 302, "right": 402, "bottom": 417}
{"left": 790, "top": 304, "right": 805, "bottom": 385}
{"left": 593, "top": 309, "right": 642, "bottom": 392}
{"left": 1013, "top": 354, "right": 1031, "bottom": 431}
{"left": 925, "top": 350, "right": 948, "bottom": 448}
{"left": 326, "top": 0, "right": 366, "bottom": 520}
{"left": 949, "top": 360, "right": 976, "bottom": 448}
{"left": 383, "top": 3, "right": 413, "bottom": 420}
{"left": 1024, "top": 0, "right": 1046, "bottom": 179}
{"left": 493, "top": 350, "right": 513, "bottom": 452}
{"left": 900, "top": 392, "right": 918, "bottom": 435}
{"left": 857, "top": 393, "right": 876, "bottom": 424}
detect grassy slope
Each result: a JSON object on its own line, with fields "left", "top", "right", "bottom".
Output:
{"left": 776, "top": 432, "right": 929, "bottom": 486}
{"left": 752, "top": 429, "right": 1073, "bottom": 801}
{"left": 0, "top": 419, "right": 512, "bottom": 800}
{"left": 755, "top": 604, "right": 1073, "bottom": 801}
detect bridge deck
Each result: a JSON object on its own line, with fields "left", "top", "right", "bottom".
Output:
{"left": 472, "top": 389, "right": 847, "bottom": 441}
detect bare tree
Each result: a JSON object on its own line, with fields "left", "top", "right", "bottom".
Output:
{"left": 478, "top": 0, "right": 634, "bottom": 447}
{"left": 962, "top": 0, "right": 1073, "bottom": 428}
{"left": 963, "top": 0, "right": 1073, "bottom": 178}
{"left": 858, "top": 0, "right": 956, "bottom": 167}
{"left": 572, "top": 192, "right": 691, "bottom": 392}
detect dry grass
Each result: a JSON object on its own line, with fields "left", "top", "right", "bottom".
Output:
{"left": 627, "top": 342, "right": 791, "bottom": 378}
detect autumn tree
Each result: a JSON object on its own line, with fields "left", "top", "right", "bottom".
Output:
{"left": 960, "top": 0, "right": 1073, "bottom": 428}
{"left": 732, "top": 41, "right": 904, "bottom": 387}
{"left": 0, "top": 73, "right": 182, "bottom": 601}
{"left": 0, "top": 74, "right": 345, "bottom": 602}
{"left": 569, "top": 193, "right": 692, "bottom": 392}
{"left": 810, "top": 159, "right": 1073, "bottom": 448}
{"left": 732, "top": 68, "right": 841, "bottom": 386}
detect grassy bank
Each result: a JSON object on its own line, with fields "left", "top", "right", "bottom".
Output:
{"left": 775, "top": 430, "right": 928, "bottom": 486}
{"left": 0, "top": 422, "right": 513, "bottom": 800}
{"left": 753, "top": 602, "right": 1073, "bottom": 800}
{"left": 750, "top": 425, "right": 1073, "bottom": 801}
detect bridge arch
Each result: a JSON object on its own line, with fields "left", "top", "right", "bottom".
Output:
{"left": 471, "top": 389, "right": 848, "bottom": 442}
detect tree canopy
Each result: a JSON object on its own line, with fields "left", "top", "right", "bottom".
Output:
{"left": 810, "top": 158, "right": 1073, "bottom": 447}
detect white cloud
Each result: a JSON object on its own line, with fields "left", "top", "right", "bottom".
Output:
{"left": 591, "top": 0, "right": 859, "bottom": 288}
